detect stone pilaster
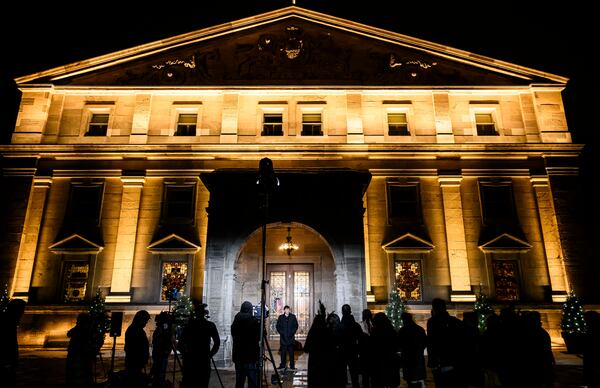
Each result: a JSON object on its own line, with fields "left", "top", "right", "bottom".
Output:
{"left": 346, "top": 93, "right": 364, "bottom": 143}
{"left": 433, "top": 92, "right": 454, "bottom": 143}
{"left": 106, "top": 176, "right": 145, "bottom": 303}
{"left": 531, "top": 176, "right": 569, "bottom": 302}
{"left": 220, "top": 93, "right": 238, "bottom": 143}
{"left": 129, "top": 94, "right": 152, "bottom": 144}
{"left": 12, "top": 90, "right": 52, "bottom": 144}
{"left": 439, "top": 176, "right": 475, "bottom": 302}
{"left": 11, "top": 176, "right": 52, "bottom": 301}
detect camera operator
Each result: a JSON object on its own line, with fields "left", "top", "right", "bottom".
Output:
{"left": 151, "top": 311, "right": 173, "bottom": 388}
{"left": 177, "top": 302, "right": 220, "bottom": 388}
{"left": 231, "top": 301, "right": 261, "bottom": 388}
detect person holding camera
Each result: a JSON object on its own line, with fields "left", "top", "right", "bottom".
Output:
{"left": 231, "top": 301, "right": 260, "bottom": 388}
{"left": 276, "top": 305, "right": 298, "bottom": 371}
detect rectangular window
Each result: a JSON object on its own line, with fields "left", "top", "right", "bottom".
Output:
{"left": 163, "top": 184, "right": 195, "bottom": 222}
{"left": 85, "top": 113, "right": 109, "bottom": 136}
{"left": 301, "top": 113, "right": 322, "bottom": 136}
{"left": 388, "top": 113, "right": 410, "bottom": 136}
{"left": 175, "top": 113, "right": 197, "bottom": 136}
{"left": 262, "top": 113, "right": 283, "bottom": 136}
{"left": 161, "top": 261, "right": 189, "bottom": 301}
{"left": 68, "top": 184, "right": 103, "bottom": 224}
{"left": 388, "top": 185, "right": 420, "bottom": 222}
{"left": 475, "top": 113, "right": 497, "bottom": 136}
{"left": 480, "top": 184, "right": 515, "bottom": 224}
{"left": 492, "top": 260, "right": 520, "bottom": 301}
{"left": 395, "top": 260, "right": 422, "bottom": 301}
{"left": 63, "top": 261, "right": 89, "bottom": 302}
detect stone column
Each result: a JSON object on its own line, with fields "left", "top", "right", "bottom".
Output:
{"left": 11, "top": 176, "right": 52, "bottom": 301}
{"left": 433, "top": 92, "right": 454, "bottom": 143}
{"left": 346, "top": 93, "right": 364, "bottom": 143}
{"left": 531, "top": 176, "right": 569, "bottom": 302}
{"left": 106, "top": 176, "right": 145, "bottom": 303}
{"left": 439, "top": 176, "right": 475, "bottom": 302}
{"left": 130, "top": 94, "right": 152, "bottom": 144}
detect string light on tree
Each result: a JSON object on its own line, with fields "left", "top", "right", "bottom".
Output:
{"left": 1, "top": 283, "right": 9, "bottom": 313}
{"left": 173, "top": 294, "right": 195, "bottom": 328}
{"left": 474, "top": 291, "right": 494, "bottom": 333}
{"left": 561, "top": 290, "right": 587, "bottom": 334}
{"left": 89, "top": 289, "right": 111, "bottom": 353}
{"left": 385, "top": 289, "right": 406, "bottom": 330}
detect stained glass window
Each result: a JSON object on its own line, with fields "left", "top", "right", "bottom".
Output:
{"left": 492, "top": 260, "right": 520, "bottom": 301}
{"left": 63, "top": 262, "right": 89, "bottom": 302}
{"left": 269, "top": 271, "right": 286, "bottom": 335}
{"left": 161, "top": 262, "right": 188, "bottom": 301}
{"left": 394, "top": 260, "right": 422, "bottom": 301}
{"left": 294, "top": 271, "right": 310, "bottom": 335}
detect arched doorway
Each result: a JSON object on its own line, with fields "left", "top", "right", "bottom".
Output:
{"left": 234, "top": 222, "right": 336, "bottom": 337}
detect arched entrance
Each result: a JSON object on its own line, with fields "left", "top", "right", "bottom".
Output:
{"left": 234, "top": 222, "right": 336, "bottom": 337}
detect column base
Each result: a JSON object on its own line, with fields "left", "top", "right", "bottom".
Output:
{"left": 105, "top": 292, "right": 132, "bottom": 303}
{"left": 366, "top": 291, "right": 376, "bottom": 303}
{"left": 11, "top": 291, "right": 30, "bottom": 302}
{"left": 551, "top": 291, "right": 568, "bottom": 303}
{"left": 450, "top": 291, "right": 476, "bottom": 302}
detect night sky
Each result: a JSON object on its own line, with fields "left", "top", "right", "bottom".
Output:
{"left": 0, "top": 1, "right": 596, "bottom": 251}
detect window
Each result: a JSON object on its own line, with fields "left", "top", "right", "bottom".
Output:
{"left": 475, "top": 113, "right": 497, "bottom": 136}
{"left": 161, "top": 261, "right": 189, "bottom": 301}
{"left": 175, "top": 113, "right": 197, "bottom": 136}
{"left": 62, "top": 261, "right": 90, "bottom": 302}
{"left": 262, "top": 113, "right": 283, "bottom": 136}
{"left": 163, "top": 184, "right": 195, "bottom": 222}
{"left": 68, "top": 184, "right": 104, "bottom": 224}
{"left": 395, "top": 260, "right": 422, "bottom": 301}
{"left": 492, "top": 260, "right": 520, "bottom": 301}
{"left": 480, "top": 183, "right": 515, "bottom": 225}
{"left": 301, "top": 113, "right": 322, "bottom": 136}
{"left": 388, "top": 113, "right": 409, "bottom": 136}
{"left": 388, "top": 185, "right": 420, "bottom": 222}
{"left": 85, "top": 113, "right": 109, "bottom": 136}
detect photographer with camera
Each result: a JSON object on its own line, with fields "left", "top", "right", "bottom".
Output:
{"left": 177, "top": 302, "right": 220, "bottom": 388}
{"left": 231, "top": 301, "right": 261, "bottom": 388}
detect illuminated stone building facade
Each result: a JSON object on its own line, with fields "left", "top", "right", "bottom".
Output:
{"left": 0, "top": 7, "right": 580, "bottom": 356}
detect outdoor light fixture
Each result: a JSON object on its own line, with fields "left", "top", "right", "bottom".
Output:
{"left": 279, "top": 226, "right": 299, "bottom": 256}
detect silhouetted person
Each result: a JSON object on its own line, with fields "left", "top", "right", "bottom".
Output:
{"left": 178, "top": 303, "right": 220, "bottom": 388}
{"left": 427, "top": 298, "right": 464, "bottom": 388}
{"left": 359, "top": 308, "right": 374, "bottom": 388}
{"left": 304, "top": 301, "right": 334, "bottom": 387}
{"left": 398, "top": 312, "right": 426, "bottom": 388}
{"left": 326, "top": 312, "right": 347, "bottom": 388}
{"left": 497, "top": 306, "right": 521, "bottom": 387}
{"left": 480, "top": 313, "right": 502, "bottom": 387}
{"left": 584, "top": 310, "right": 600, "bottom": 387}
{"left": 460, "top": 311, "right": 482, "bottom": 388}
{"left": 340, "top": 304, "right": 362, "bottom": 388}
{"left": 231, "top": 301, "right": 260, "bottom": 388}
{"left": 125, "top": 310, "right": 150, "bottom": 379}
{"left": 521, "top": 311, "right": 554, "bottom": 387}
{"left": 276, "top": 305, "right": 298, "bottom": 370}
{"left": 151, "top": 312, "right": 173, "bottom": 388}
{"left": 65, "top": 313, "right": 95, "bottom": 388}
{"left": 0, "top": 298, "right": 26, "bottom": 388}
{"left": 370, "top": 312, "right": 400, "bottom": 388}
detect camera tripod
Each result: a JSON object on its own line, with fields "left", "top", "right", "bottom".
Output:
{"left": 166, "top": 338, "right": 225, "bottom": 388}
{"left": 261, "top": 326, "right": 283, "bottom": 387}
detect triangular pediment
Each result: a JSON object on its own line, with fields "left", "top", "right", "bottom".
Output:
{"left": 479, "top": 232, "right": 531, "bottom": 252}
{"left": 17, "top": 7, "right": 566, "bottom": 87}
{"left": 382, "top": 233, "right": 434, "bottom": 253}
{"left": 49, "top": 234, "right": 103, "bottom": 254}
{"left": 148, "top": 233, "right": 201, "bottom": 253}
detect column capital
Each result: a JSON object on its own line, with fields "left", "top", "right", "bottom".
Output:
{"left": 530, "top": 175, "right": 550, "bottom": 187}
{"left": 438, "top": 176, "right": 463, "bottom": 187}
{"left": 33, "top": 176, "right": 52, "bottom": 188}
{"left": 120, "top": 176, "right": 145, "bottom": 187}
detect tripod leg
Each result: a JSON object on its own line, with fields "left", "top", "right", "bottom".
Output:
{"left": 264, "top": 337, "right": 283, "bottom": 388}
{"left": 211, "top": 357, "right": 225, "bottom": 388}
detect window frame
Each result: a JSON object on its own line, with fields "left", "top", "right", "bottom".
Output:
{"left": 161, "top": 182, "right": 197, "bottom": 224}
{"left": 81, "top": 106, "right": 114, "bottom": 137}
{"left": 470, "top": 105, "right": 503, "bottom": 137}
{"left": 158, "top": 256, "right": 192, "bottom": 303}
{"left": 388, "top": 253, "right": 427, "bottom": 304}
{"left": 301, "top": 111, "right": 323, "bottom": 136}
{"left": 477, "top": 180, "right": 517, "bottom": 226}
{"left": 174, "top": 112, "right": 198, "bottom": 136}
{"left": 170, "top": 104, "right": 202, "bottom": 136}
{"left": 486, "top": 253, "right": 523, "bottom": 302}
{"left": 260, "top": 109, "right": 285, "bottom": 137}
{"left": 386, "top": 181, "right": 422, "bottom": 225}
{"left": 383, "top": 104, "right": 415, "bottom": 140}
{"left": 59, "top": 254, "right": 96, "bottom": 304}
{"left": 66, "top": 182, "right": 105, "bottom": 226}
{"left": 296, "top": 105, "right": 326, "bottom": 137}
{"left": 387, "top": 111, "right": 410, "bottom": 136}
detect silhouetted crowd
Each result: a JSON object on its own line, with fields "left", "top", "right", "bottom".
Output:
{"left": 3, "top": 296, "right": 600, "bottom": 388}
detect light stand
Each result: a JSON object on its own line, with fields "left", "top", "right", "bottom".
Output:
{"left": 256, "top": 158, "right": 280, "bottom": 387}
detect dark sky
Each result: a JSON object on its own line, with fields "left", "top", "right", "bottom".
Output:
{"left": 0, "top": 1, "right": 595, "bottom": 201}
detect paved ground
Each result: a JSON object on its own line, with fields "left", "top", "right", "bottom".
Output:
{"left": 16, "top": 345, "right": 586, "bottom": 387}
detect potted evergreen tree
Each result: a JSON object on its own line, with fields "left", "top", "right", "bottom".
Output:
{"left": 385, "top": 289, "right": 406, "bottom": 330}
{"left": 561, "top": 291, "right": 587, "bottom": 353}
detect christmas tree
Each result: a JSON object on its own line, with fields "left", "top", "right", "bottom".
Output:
{"left": 1, "top": 284, "right": 9, "bottom": 313}
{"left": 385, "top": 290, "right": 406, "bottom": 330}
{"left": 89, "top": 289, "right": 111, "bottom": 352}
{"left": 561, "top": 291, "right": 587, "bottom": 334}
{"left": 474, "top": 292, "right": 494, "bottom": 333}
{"left": 173, "top": 294, "right": 194, "bottom": 328}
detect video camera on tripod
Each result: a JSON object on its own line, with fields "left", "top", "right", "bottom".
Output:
{"left": 252, "top": 303, "right": 269, "bottom": 321}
